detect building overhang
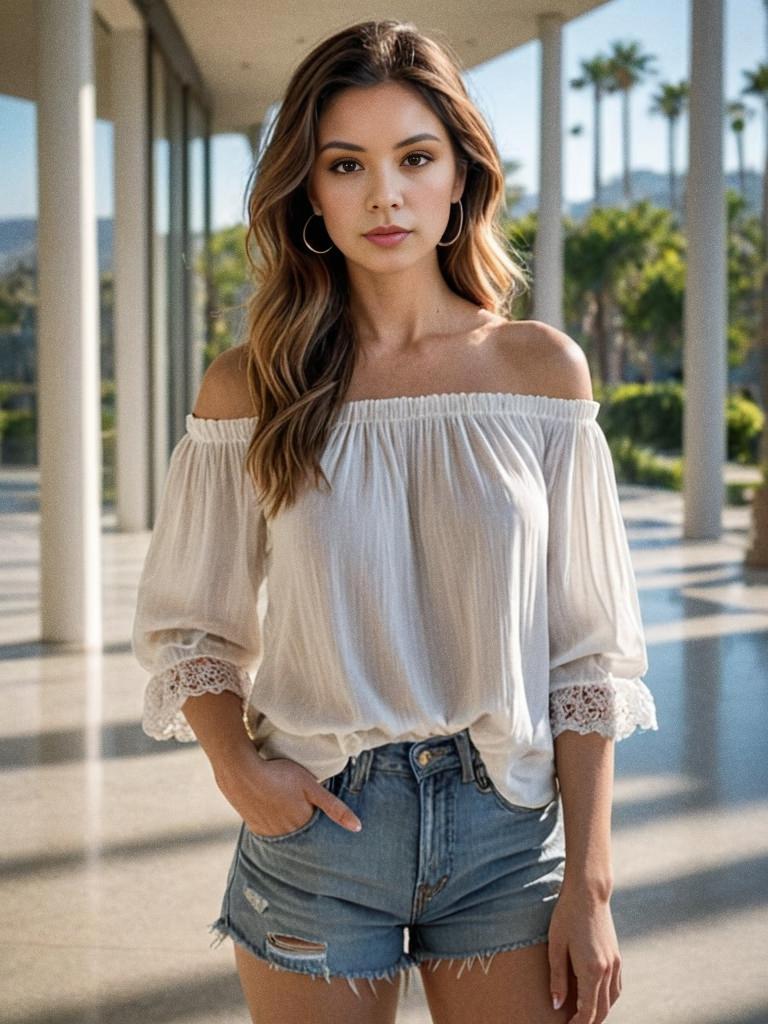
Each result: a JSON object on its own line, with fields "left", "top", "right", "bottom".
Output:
{"left": 0, "top": 0, "right": 612, "bottom": 131}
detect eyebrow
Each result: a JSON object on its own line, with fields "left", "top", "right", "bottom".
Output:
{"left": 318, "top": 132, "right": 442, "bottom": 154}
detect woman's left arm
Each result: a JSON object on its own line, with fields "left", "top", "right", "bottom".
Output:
{"left": 537, "top": 329, "right": 659, "bottom": 1021}
{"left": 555, "top": 730, "right": 614, "bottom": 899}
{"left": 549, "top": 730, "right": 620, "bottom": 1023}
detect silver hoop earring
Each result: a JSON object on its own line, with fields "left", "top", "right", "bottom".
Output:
{"left": 437, "top": 200, "right": 464, "bottom": 246}
{"left": 303, "top": 212, "right": 333, "bottom": 254}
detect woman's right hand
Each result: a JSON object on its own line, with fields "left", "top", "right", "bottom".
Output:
{"left": 213, "top": 748, "right": 363, "bottom": 837}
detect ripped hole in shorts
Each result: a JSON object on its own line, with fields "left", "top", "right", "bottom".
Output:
{"left": 266, "top": 932, "right": 327, "bottom": 955}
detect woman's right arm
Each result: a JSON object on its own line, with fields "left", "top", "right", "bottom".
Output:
{"left": 132, "top": 350, "right": 361, "bottom": 834}
{"left": 181, "top": 687, "right": 258, "bottom": 780}
{"left": 132, "top": 346, "right": 272, "bottom": 748}
{"left": 182, "top": 687, "right": 362, "bottom": 835}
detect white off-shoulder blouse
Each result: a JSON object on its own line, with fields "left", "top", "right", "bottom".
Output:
{"left": 131, "top": 391, "right": 658, "bottom": 810}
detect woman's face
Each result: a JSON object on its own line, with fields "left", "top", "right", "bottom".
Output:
{"left": 306, "top": 80, "right": 467, "bottom": 268}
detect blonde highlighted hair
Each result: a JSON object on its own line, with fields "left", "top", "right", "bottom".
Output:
{"left": 241, "top": 18, "right": 529, "bottom": 518}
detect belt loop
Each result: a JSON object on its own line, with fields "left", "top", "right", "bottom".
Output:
{"left": 348, "top": 748, "right": 373, "bottom": 792}
{"left": 453, "top": 729, "right": 477, "bottom": 784}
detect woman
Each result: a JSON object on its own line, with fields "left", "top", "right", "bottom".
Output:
{"left": 132, "top": 18, "right": 659, "bottom": 1024}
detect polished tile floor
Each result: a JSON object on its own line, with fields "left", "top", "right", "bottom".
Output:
{"left": 2, "top": 466, "right": 767, "bottom": 1023}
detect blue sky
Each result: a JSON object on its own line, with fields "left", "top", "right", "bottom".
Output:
{"left": 0, "top": 0, "right": 765, "bottom": 229}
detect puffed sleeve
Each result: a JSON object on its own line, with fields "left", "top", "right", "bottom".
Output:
{"left": 131, "top": 414, "right": 268, "bottom": 742}
{"left": 542, "top": 405, "right": 658, "bottom": 741}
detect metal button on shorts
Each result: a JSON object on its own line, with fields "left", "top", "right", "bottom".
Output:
{"left": 208, "top": 727, "right": 565, "bottom": 999}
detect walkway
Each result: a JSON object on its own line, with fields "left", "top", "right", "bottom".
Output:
{"left": 1, "top": 466, "right": 766, "bottom": 1023}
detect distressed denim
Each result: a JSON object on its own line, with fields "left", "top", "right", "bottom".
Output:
{"left": 209, "top": 727, "right": 565, "bottom": 1000}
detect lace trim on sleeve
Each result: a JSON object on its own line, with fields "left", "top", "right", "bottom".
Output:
{"left": 549, "top": 678, "right": 659, "bottom": 741}
{"left": 142, "top": 655, "right": 253, "bottom": 742}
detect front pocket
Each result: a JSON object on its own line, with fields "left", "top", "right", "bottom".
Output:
{"left": 472, "top": 758, "right": 556, "bottom": 815}
{"left": 488, "top": 782, "right": 557, "bottom": 815}
{"left": 244, "top": 772, "right": 341, "bottom": 843}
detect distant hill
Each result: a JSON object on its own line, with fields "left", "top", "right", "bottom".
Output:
{"left": 0, "top": 218, "right": 114, "bottom": 274}
{"left": 511, "top": 167, "right": 762, "bottom": 219}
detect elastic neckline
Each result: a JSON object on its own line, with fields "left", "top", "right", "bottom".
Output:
{"left": 186, "top": 413, "right": 254, "bottom": 442}
{"left": 333, "top": 390, "right": 600, "bottom": 425}
{"left": 185, "top": 390, "right": 599, "bottom": 440}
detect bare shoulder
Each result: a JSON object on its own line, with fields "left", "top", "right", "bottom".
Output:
{"left": 493, "top": 319, "right": 594, "bottom": 401}
{"left": 192, "top": 343, "right": 257, "bottom": 419}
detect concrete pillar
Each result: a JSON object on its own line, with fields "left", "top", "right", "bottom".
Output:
{"left": 245, "top": 121, "right": 264, "bottom": 161}
{"left": 149, "top": 56, "right": 170, "bottom": 521}
{"left": 113, "top": 28, "right": 150, "bottom": 532}
{"left": 36, "top": 0, "right": 102, "bottom": 647}
{"left": 533, "top": 12, "right": 565, "bottom": 329}
{"left": 683, "top": 0, "right": 726, "bottom": 538}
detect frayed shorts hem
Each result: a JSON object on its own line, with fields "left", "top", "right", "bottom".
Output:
{"left": 208, "top": 916, "right": 420, "bottom": 999}
{"left": 208, "top": 915, "right": 551, "bottom": 1000}
{"left": 410, "top": 930, "right": 551, "bottom": 978}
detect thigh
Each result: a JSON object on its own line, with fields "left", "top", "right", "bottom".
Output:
{"left": 419, "top": 939, "right": 579, "bottom": 1024}
{"left": 234, "top": 941, "right": 402, "bottom": 1024}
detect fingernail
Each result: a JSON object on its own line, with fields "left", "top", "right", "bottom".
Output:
{"left": 552, "top": 993, "right": 563, "bottom": 1010}
{"left": 352, "top": 820, "right": 362, "bottom": 831}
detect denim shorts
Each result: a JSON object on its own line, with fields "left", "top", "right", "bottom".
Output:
{"left": 209, "top": 727, "right": 565, "bottom": 1000}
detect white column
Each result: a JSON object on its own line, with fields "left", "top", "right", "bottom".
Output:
{"left": 683, "top": 0, "right": 726, "bottom": 539}
{"left": 533, "top": 12, "right": 565, "bottom": 329}
{"left": 113, "top": 29, "right": 150, "bottom": 531}
{"left": 36, "top": 0, "right": 102, "bottom": 647}
{"left": 150, "top": 58, "right": 170, "bottom": 521}
{"left": 245, "top": 121, "right": 264, "bottom": 160}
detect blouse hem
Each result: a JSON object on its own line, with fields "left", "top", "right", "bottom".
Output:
{"left": 141, "top": 657, "right": 253, "bottom": 743}
{"left": 549, "top": 676, "right": 658, "bottom": 741}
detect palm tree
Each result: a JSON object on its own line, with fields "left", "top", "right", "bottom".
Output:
{"left": 570, "top": 55, "right": 615, "bottom": 208}
{"left": 606, "top": 41, "right": 659, "bottom": 204}
{"left": 726, "top": 99, "right": 755, "bottom": 196}
{"left": 741, "top": 63, "right": 768, "bottom": 457}
{"left": 744, "top": 2, "right": 768, "bottom": 567}
{"left": 649, "top": 81, "right": 690, "bottom": 214}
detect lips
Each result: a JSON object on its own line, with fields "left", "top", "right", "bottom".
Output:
{"left": 365, "top": 226, "right": 410, "bottom": 237}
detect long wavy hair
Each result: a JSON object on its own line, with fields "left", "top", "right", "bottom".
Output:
{"left": 241, "top": 18, "right": 530, "bottom": 519}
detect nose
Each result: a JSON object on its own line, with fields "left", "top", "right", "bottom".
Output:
{"left": 369, "top": 197, "right": 402, "bottom": 212}
{"left": 368, "top": 194, "right": 402, "bottom": 214}
{"left": 367, "top": 172, "right": 403, "bottom": 212}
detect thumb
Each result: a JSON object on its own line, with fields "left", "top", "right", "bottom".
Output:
{"left": 314, "top": 784, "right": 362, "bottom": 832}
{"left": 548, "top": 940, "right": 569, "bottom": 1011}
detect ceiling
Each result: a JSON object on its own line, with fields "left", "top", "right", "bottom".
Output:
{"left": 164, "top": 0, "right": 613, "bottom": 133}
{"left": 0, "top": 0, "right": 612, "bottom": 134}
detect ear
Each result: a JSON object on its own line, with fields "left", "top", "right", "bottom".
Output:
{"left": 304, "top": 180, "right": 321, "bottom": 216}
{"left": 452, "top": 158, "right": 469, "bottom": 203}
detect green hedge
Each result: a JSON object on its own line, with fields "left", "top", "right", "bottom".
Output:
{"left": 598, "top": 381, "right": 764, "bottom": 464}
{"left": 0, "top": 379, "right": 763, "bottom": 508}
{"left": 596, "top": 381, "right": 764, "bottom": 504}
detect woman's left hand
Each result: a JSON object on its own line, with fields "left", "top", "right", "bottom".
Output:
{"left": 547, "top": 884, "right": 622, "bottom": 1023}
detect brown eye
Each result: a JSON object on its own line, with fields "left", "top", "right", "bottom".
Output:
{"left": 404, "top": 152, "right": 432, "bottom": 167}
{"left": 328, "top": 152, "right": 434, "bottom": 174}
{"left": 329, "top": 158, "right": 361, "bottom": 174}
